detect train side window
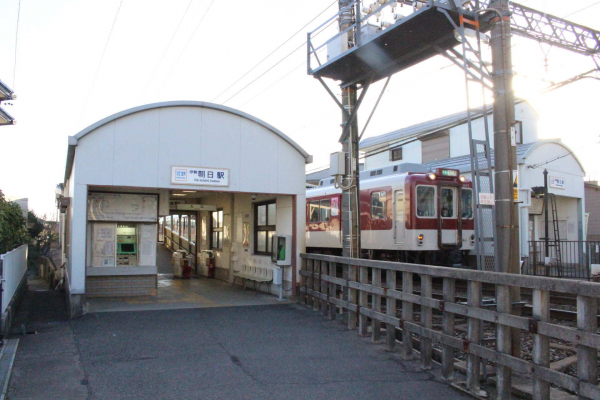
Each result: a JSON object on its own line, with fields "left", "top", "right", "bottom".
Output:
{"left": 371, "top": 191, "right": 387, "bottom": 219}
{"left": 320, "top": 199, "right": 331, "bottom": 222}
{"left": 461, "top": 189, "right": 473, "bottom": 219}
{"left": 416, "top": 186, "right": 436, "bottom": 218}
{"left": 440, "top": 188, "right": 454, "bottom": 218}
{"left": 309, "top": 201, "right": 320, "bottom": 223}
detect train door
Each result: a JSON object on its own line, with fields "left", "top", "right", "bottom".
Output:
{"left": 394, "top": 190, "right": 405, "bottom": 244}
{"left": 439, "top": 186, "right": 459, "bottom": 246}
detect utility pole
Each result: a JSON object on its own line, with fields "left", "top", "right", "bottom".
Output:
{"left": 338, "top": 0, "right": 361, "bottom": 260}
{"left": 489, "top": 1, "right": 520, "bottom": 397}
{"left": 338, "top": 0, "right": 361, "bottom": 330}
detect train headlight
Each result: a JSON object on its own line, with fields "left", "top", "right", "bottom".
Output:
{"left": 459, "top": 176, "right": 466, "bottom": 182}
{"left": 427, "top": 173, "right": 436, "bottom": 181}
{"left": 418, "top": 234, "right": 424, "bottom": 246}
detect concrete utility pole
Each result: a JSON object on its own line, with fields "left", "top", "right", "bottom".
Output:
{"left": 339, "top": 0, "right": 361, "bottom": 260}
{"left": 489, "top": 1, "right": 520, "bottom": 397}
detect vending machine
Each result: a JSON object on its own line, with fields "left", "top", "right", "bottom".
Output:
{"left": 116, "top": 224, "right": 138, "bottom": 266}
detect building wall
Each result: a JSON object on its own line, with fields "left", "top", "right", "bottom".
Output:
{"left": 363, "top": 103, "right": 539, "bottom": 171}
{"left": 585, "top": 183, "right": 600, "bottom": 241}
{"left": 65, "top": 104, "right": 308, "bottom": 298}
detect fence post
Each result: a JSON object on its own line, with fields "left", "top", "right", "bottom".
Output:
{"left": 372, "top": 267, "right": 382, "bottom": 343}
{"left": 420, "top": 274, "right": 432, "bottom": 370}
{"left": 532, "top": 289, "right": 550, "bottom": 400}
{"left": 307, "top": 259, "right": 314, "bottom": 308}
{"left": 496, "top": 284, "right": 512, "bottom": 400}
{"left": 467, "top": 280, "right": 482, "bottom": 392}
{"left": 348, "top": 264, "right": 358, "bottom": 330}
{"left": 442, "top": 277, "right": 456, "bottom": 381}
{"left": 386, "top": 269, "right": 397, "bottom": 352}
{"left": 313, "top": 260, "right": 321, "bottom": 312}
{"left": 320, "top": 260, "right": 328, "bottom": 313}
{"left": 577, "top": 295, "right": 598, "bottom": 399}
{"left": 328, "top": 262, "right": 336, "bottom": 320}
{"left": 358, "top": 265, "right": 369, "bottom": 336}
{"left": 401, "top": 271, "right": 414, "bottom": 360}
{"left": 300, "top": 258, "right": 307, "bottom": 304}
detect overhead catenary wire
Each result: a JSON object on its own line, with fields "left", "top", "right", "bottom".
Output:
{"left": 562, "top": 0, "right": 600, "bottom": 18}
{"left": 12, "top": 0, "right": 22, "bottom": 89}
{"left": 141, "top": 0, "right": 194, "bottom": 100}
{"left": 161, "top": 0, "right": 216, "bottom": 88}
{"left": 238, "top": 60, "right": 307, "bottom": 108}
{"left": 211, "top": 0, "right": 337, "bottom": 103}
{"left": 82, "top": 0, "right": 125, "bottom": 118}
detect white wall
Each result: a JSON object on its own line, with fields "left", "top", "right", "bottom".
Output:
{"left": 66, "top": 104, "right": 308, "bottom": 296}
{"left": 73, "top": 106, "right": 307, "bottom": 196}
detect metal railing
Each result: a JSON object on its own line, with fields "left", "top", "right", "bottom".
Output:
{"left": 524, "top": 240, "right": 600, "bottom": 280}
{"left": 299, "top": 253, "right": 600, "bottom": 399}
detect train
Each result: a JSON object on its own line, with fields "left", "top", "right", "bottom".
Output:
{"left": 306, "top": 163, "right": 475, "bottom": 266}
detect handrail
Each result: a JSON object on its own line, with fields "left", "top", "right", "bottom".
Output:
{"left": 299, "top": 252, "right": 600, "bottom": 398}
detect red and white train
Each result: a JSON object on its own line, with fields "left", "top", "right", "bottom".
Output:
{"left": 306, "top": 164, "right": 475, "bottom": 265}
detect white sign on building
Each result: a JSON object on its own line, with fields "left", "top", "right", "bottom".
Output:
{"left": 170, "top": 166, "right": 229, "bottom": 187}
{"left": 550, "top": 176, "right": 565, "bottom": 189}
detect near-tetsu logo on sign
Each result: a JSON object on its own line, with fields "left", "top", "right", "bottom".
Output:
{"left": 175, "top": 169, "right": 187, "bottom": 181}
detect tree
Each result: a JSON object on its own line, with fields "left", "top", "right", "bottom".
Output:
{"left": 0, "top": 190, "right": 29, "bottom": 254}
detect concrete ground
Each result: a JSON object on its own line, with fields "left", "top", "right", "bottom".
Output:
{"left": 88, "top": 244, "right": 283, "bottom": 313}
{"left": 7, "top": 286, "right": 470, "bottom": 400}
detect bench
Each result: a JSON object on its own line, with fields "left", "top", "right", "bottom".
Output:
{"left": 232, "top": 265, "right": 273, "bottom": 294}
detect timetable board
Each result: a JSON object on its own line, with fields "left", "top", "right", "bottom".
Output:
{"left": 88, "top": 193, "right": 158, "bottom": 222}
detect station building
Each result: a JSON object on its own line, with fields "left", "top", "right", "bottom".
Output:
{"left": 57, "top": 101, "right": 311, "bottom": 317}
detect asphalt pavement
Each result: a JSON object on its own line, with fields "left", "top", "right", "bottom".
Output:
{"left": 8, "top": 293, "right": 471, "bottom": 399}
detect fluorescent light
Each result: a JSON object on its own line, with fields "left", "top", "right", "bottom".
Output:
{"left": 182, "top": 190, "right": 195, "bottom": 193}
{"left": 172, "top": 194, "right": 186, "bottom": 196}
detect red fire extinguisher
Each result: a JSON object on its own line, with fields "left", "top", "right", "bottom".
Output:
{"left": 182, "top": 259, "right": 192, "bottom": 279}
{"left": 206, "top": 256, "right": 215, "bottom": 278}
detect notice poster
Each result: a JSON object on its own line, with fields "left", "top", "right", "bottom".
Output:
{"left": 92, "top": 223, "right": 116, "bottom": 267}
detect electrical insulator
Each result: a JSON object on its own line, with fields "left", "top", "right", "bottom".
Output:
{"left": 362, "top": 6, "right": 371, "bottom": 14}
{"left": 381, "top": 21, "right": 392, "bottom": 28}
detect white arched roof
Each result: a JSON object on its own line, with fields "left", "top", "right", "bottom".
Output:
{"left": 519, "top": 139, "right": 585, "bottom": 174}
{"left": 72, "top": 101, "right": 310, "bottom": 160}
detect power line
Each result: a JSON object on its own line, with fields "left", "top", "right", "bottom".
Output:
{"left": 82, "top": 0, "right": 125, "bottom": 117}
{"left": 141, "top": 0, "right": 194, "bottom": 100}
{"left": 211, "top": 0, "right": 337, "bottom": 103}
{"left": 562, "top": 0, "right": 600, "bottom": 18}
{"left": 12, "top": 0, "right": 22, "bottom": 89}
{"left": 238, "top": 60, "right": 306, "bottom": 108}
{"left": 161, "top": 0, "right": 215, "bottom": 89}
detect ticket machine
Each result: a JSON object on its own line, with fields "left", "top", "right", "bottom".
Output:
{"left": 117, "top": 224, "right": 138, "bottom": 266}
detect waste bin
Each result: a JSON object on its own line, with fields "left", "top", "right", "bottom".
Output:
{"left": 201, "top": 250, "right": 215, "bottom": 278}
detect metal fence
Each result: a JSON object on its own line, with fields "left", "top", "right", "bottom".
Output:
{"left": 524, "top": 241, "right": 600, "bottom": 280}
{"left": 299, "top": 253, "right": 599, "bottom": 400}
{"left": 0, "top": 244, "right": 28, "bottom": 314}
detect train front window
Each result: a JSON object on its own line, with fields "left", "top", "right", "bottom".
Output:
{"left": 440, "top": 188, "right": 454, "bottom": 218}
{"left": 371, "top": 191, "right": 386, "bottom": 219}
{"left": 416, "top": 186, "right": 436, "bottom": 218}
{"left": 309, "top": 201, "right": 320, "bottom": 223}
{"left": 461, "top": 189, "right": 473, "bottom": 219}
{"left": 320, "top": 199, "right": 331, "bottom": 222}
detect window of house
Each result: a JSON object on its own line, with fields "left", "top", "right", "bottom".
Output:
{"left": 416, "top": 186, "right": 436, "bottom": 218}
{"left": 211, "top": 210, "right": 223, "bottom": 249}
{"left": 255, "top": 201, "right": 276, "bottom": 255}
{"left": 158, "top": 217, "right": 164, "bottom": 242}
{"left": 440, "top": 188, "right": 454, "bottom": 218}
{"left": 172, "top": 215, "right": 180, "bottom": 235}
{"left": 514, "top": 121, "right": 523, "bottom": 144}
{"left": 320, "top": 199, "right": 331, "bottom": 222}
{"left": 181, "top": 215, "right": 189, "bottom": 240}
{"left": 461, "top": 189, "right": 473, "bottom": 219}
{"left": 371, "top": 191, "right": 387, "bottom": 219}
{"left": 390, "top": 147, "right": 403, "bottom": 161}
{"left": 190, "top": 215, "right": 197, "bottom": 245}
{"left": 309, "top": 200, "right": 320, "bottom": 223}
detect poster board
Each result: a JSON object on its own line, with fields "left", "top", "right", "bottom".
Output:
{"left": 138, "top": 224, "right": 157, "bottom": 266}
{"left": 88, "top": 193, "right": 158, "bottom": 222}
{"left": 91, "top": 223, "right": 116, "bottom": 267}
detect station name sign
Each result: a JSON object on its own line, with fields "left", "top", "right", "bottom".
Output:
{"left": 171, "top": 166, "right": 229, "bottom": 187}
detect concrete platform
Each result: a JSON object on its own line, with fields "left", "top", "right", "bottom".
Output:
{"left": 87, "top": 275, "right": 286, "bottom": 313}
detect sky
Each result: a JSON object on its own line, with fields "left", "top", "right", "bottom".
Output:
{"left": 0, "top": 0, "right": 598, "bottom": 218}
